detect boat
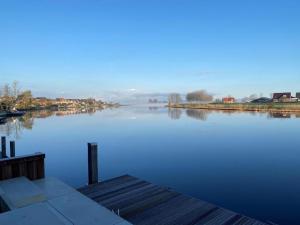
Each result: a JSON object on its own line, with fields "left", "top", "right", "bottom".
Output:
{"left": 0, "top": 111, "right": 26, "bottom": 118}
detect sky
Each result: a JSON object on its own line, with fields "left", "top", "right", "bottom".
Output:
{"left": 0, "top": 0, "right": 299, "bottom": 102}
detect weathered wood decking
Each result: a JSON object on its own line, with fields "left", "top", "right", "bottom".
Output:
{"left": 78, "top": 175, "right": 267, "bottom": 225}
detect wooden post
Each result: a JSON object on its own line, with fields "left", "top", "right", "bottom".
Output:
{"left": 10, "top": 141, "right": 15, "bottom": 157}
{"left": 88, "top": 143, "right": 98, "bottom": 185}
{"left": 1, "top": 136, "right": 6, "bottom": 158}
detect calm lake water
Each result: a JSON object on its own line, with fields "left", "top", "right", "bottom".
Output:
{"left": 1, "top": 106, "right": 300, "bottom": 224}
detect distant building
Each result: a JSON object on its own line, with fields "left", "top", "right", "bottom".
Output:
{"left": 272, "top": 92, "right": 292, "bottom": 102}
{"left": 222, "top": 97, "right": 235, "bottom": 104}
{"left": 35, "top": 97, "right": 49, "bottom": 106}
{"left": 296, "top": 93, "right": 300, "bottom": 99}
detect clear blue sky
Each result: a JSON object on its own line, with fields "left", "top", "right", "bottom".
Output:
{"left": 1, "top": 0, "right": 299, "bottom": 101}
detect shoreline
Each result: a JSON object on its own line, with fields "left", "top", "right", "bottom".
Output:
{"left": 168, "top": 102, "right": 300, "bottom": 113}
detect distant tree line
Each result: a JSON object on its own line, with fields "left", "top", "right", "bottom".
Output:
{"left": 168, "top": 90, "right": 213, "bottom": 104}
{"left": 0, "top": 81, "right": 33, "bottom": 111}
{"left": 186, "top": 90, "right": 213, "bottom": 102}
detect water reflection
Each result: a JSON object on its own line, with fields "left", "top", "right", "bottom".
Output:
{"left": 0, "top": 108, "right": 99, "bottom": 138}
{"left": 2, "top": 107, "right": 300, "bottom": 138}
{"left": 268, "top": 112, "right": 292, "bottom": 118}
{"left": 1, "top": 106, "right": 300, "bottom": 224}
{"left": 186, "top": 109, "right": 208, "bottom": 121}
{"left": 148, "top": 106, "right": 159, "bottom": 111}
{"left": 168, "top": 108, "right": 182, "bottom": 120}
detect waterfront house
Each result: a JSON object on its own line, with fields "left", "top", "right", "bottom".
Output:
{"left": 222, "top": 97, "right": 235, "bottom": 104}
{"left": 35, "top": 97, "right": 49, "bottom": 107}
{"left": 272, "top": 92, "right": 292, "bottom": 102}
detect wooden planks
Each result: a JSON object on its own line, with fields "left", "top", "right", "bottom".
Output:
{"left": 0, "top": 153, "right": 45, "bottom": 181}
{"left": 78, "top": 175, "right": 267, "bottom": 225}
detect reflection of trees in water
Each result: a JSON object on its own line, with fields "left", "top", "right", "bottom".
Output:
{"left": 27, "top": 110, "right": 55, "bottom": 118}
{"left": 0, "top": 116, "right": 33, "bottom": 139}
{"left": 168, "top": 108, "right": 182, "bottom": 120}
{"left": 186, "top": 109, "right": 208, "bottom": 121}
{"left": 19, "top": 115, "right": 34, "bottom": 130}
{"left": 0, "top": 109, "right": 99, "bottom": 138}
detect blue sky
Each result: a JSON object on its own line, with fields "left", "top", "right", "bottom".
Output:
{"left": 1, "top": 0, "right": 299, "bottom": 102}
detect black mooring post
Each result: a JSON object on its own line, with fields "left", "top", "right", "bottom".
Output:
{"left": 88, "top": 143, "right": 98, "bottom": 185}
{"left": 10, "top": 141, "right": 15, "bottom": 157}
{"left": 1, "top": 136, "right": 7, "bottom": 158}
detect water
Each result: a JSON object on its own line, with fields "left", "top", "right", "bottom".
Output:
{"left": 1, "top": 106, "right": 300, "bottom": 224}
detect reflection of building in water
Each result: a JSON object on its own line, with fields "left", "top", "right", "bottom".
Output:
{"left": 55, "top": 108, "right": 97, "bottom": 116}
{"left": 26, "top": 110, "right": 55, "bottom": 119}
{"left": 268, "top": 112, "right": 291, "bottom": 118}
{"left": 168, "top": 108, "right": 182, "bottom": 120}
{"left": 186, "top": 109, "right": 208, "bottom": 121}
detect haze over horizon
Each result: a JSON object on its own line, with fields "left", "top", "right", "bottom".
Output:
{"left": 1, "top": 0, "right": 299, "bottom": 103}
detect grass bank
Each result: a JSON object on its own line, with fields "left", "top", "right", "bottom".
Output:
{"left": 169, "top": 102, "right": 300, "bottom": 112}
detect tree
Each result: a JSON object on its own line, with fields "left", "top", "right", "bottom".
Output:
{"left": 12, "top": 81, "right": 20, "bottom": 98}
{"left": 0, "top": 84, "right": 15, "bottom": 111}
{"left": 168, "top": 93, "right": 182, "bottom": 105}
{"left": 17, "top": 90, "right": 33, "bottom": 109}
{"left": 186, "top": 90, "right": 213, "bottom": 102}
{"left": 214, "top": 98, "right": 222, "bottom": 103}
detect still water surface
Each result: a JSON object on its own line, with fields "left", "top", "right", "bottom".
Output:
{"left": 1, "top": 106, "right": 300, "bottom": 224}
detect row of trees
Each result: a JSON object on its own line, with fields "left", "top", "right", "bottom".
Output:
{"left": 168, "top": 90, "right": 213, "bottom": 104}
{"left": 0, "top": 81, "right": 33, "bottom": 111}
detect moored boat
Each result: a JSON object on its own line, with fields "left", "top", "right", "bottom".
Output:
{"left": 0, "top": 111, "right": 26, "bottom": 118}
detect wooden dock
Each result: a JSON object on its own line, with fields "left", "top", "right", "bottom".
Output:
{"left": 78, "top": 175, "right": 268, "bottom": 225}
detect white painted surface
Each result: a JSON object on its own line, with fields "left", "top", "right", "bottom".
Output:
{"left": 0, "top": 177, "right": 133, "bottom": 225}
{"left": 33, "top": 177, "right": 76, "bottom": 200}
{"left": 0, "top": 177, "right": 46, "bottom": 209}
{"left": 0, "top": 202, "right": 72, "bottom": 225}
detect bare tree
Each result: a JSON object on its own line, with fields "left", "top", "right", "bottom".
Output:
{"left": 0, "top": 84, "right": 14, "bottom": 111}
{"left": 12, "top": 81, "right": 20, "bottom": 98}
{"left": 186, "top": 90, "right": 213, "bottom": 102}
{"left": 168, "top": 93, "right": 182, "bottom": 105}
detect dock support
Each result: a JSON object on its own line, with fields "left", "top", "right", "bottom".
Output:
{"left": 88, "top": 143, "right": 98, "bottom": 185}
{"left": 10, "top": 141, "right": 15, "bottom": 157}
{"left": 1, "top": 136, "right": 6, "bottom": 158}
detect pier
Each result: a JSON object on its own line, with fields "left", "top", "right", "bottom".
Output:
{"left": 0, "top": 138, "right": 270, "bottom": 224}
{"left": 78, "top": 175, "right": 267, "bottom": 225}
{"left": 0, "top": 137, "right": 131, "bottom": 225}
